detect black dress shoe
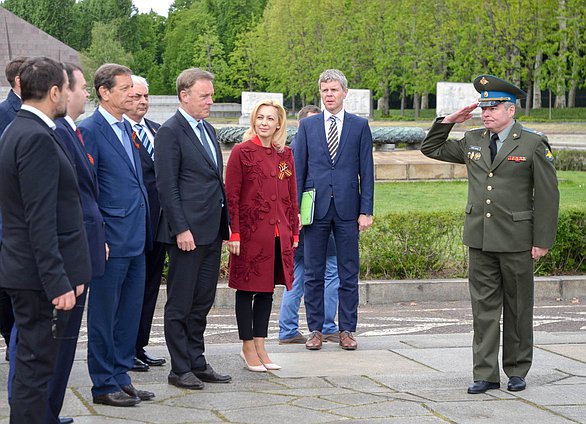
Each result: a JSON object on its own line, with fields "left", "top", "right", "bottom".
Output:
{"left": 136, "top": 351, "right": 166, "bottom": 366}
{"left": 59, "top": 418, "right": 74, "bottom": 424}
{"left": 467, "top": 380, "right": 500, "bottom": 394}
{"left": 193, "top": 364, "right": 232, "bottom": 383}
{"left": 131, "top": 357, "right": 150, "bottom": 372}
{"left": 122, "top": 383, "right": 155, "bottom": 401}
{"left": 507, "top": 376, "right": 526, "bottom": 391}
{"left": 168, "top": 371, "right": 204, "bottom": 389}
{"left": 93, "top": 390, "right": 141, "bottom": 407}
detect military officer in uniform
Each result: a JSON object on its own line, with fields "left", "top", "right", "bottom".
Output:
{"left": 421, "top": 75, "right": 559, "bottom": 394}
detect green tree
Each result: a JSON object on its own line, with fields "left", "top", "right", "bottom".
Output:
{"left": 83, "top": 21, "right": 134, "bottom": 86}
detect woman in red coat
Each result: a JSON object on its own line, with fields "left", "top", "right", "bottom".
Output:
{"left": 226, "top": 100, "right": 299, "bottom": 372}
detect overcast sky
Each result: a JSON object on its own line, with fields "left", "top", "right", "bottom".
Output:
{"left": 133, "top": 0, "right": 175, "bottom": 17}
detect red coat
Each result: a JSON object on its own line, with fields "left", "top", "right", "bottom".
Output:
{"left": 225, "top": 137, "right": 299, "bottom": 292}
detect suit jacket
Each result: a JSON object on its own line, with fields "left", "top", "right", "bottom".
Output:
{"left": 55, "top": 118, "right": 106, "bottom": 278}
{"left": 294, "top": 111, "right": 374, "bottom": 220}
{"left": 0, "top": 110, "right": 91, "bottom": 300}
{"left": 421, "top": 118, "right": 559, "bottom": 252}
{"left": 154, "top": 110, "right": 229, "bottom": 245}
{"left": 79, "top": 109, "right": 150, "bottom": 257}
{"left": 128, "top": 117, "right": 161, "bottom": 241}
{"left": 0, "top": 90, "right": 21, "bottom": 136}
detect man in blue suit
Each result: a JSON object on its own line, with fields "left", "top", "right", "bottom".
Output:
{"left": 0, "top": 56, "right": 27, "bottom": 135}
{"left": 46, "top": 63, "right": 107, "bottom": 424}
{"left": 79, "top": 63, "right": 154, "bottom": 407}
{"left": 0, "top": 56, "right": 27, "bottom": 360}
{"left": 294, "top": 69, "right": 374, "bottom": 351}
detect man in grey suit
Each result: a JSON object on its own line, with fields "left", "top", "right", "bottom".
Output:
{"left": 155, "top": 68, "right": 230, "bottom": 389}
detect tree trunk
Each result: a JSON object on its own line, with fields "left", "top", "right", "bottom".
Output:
{"left": 400, "top": 86, "right": 406, "bottom": 117}
{"left": 533, "top": 49, "right": 542, "bottom": 109}
{"left": 554, "top": 0, "right": 567, "bottom": 109}
{"left": 413, "top": 93, "right": 420, "bottom": 118}
{"left": 382, "top": 84, "right": 390, "bottom": 116}
{"left": 291, "top": 94, "right": 296, "bottom": 116}
{"left": 421, "top": 92, "right": 428, "bottom": 110}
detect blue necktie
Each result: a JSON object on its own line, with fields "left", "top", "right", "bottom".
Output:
{"left": 135, "top": 123, "right": 154, "bottom": 160}
{"left": 115, "top": 121, "right": 135, "bottom": 170}
{"left": 197, "top": 121, "right": 216, "bottom": 167}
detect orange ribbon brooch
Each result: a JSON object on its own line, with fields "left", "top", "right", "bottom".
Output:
{"left": 278, "top": 161, "right": 292, "bottom": 180}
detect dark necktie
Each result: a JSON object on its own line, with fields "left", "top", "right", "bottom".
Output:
{"left": 489, "top": 133, "right": 499, "bottom": 164}
{"left": 327, "top": 116, "right": 339, "bottom": 161}
{"left": 197, "top": 121, "right": 216, "bottom": 167}
{"left": 75, "top": 127, "right": 85, "bottom": 146}
{"left": 134, "top": 123, "right": 154, "bottom": 160}
{"left": 114, "top": 121, "right": 136, "bottom": 170}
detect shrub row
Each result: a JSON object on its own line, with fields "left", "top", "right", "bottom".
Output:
{"left": 552, "top": 150, "right": 586, "bottom": 171}
{"left": 198, "top": 210, "right": 584, "bottom": 282}
{"left": 359, "top": 209, "right": 585, "bottom": 280}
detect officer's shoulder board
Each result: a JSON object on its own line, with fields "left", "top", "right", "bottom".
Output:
{"left": 522, "top": 127, "right": 554, "bottom": 162}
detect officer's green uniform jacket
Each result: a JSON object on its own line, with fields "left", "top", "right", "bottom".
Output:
{"left": 421, "top": 118, "right": 559, "bottom": 252}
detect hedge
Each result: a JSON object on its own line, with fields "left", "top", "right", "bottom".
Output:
{"left": 358, "top": 209, "right": 585, "bottom": 280}
{"left": 213, "top": 210, "right": 584, "bottom": 281}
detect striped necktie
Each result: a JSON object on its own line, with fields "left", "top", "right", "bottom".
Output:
{"left": 327, "top": 116, "right": 339, "bottom": 161}
{"left": 135, "top": 123, "right": 154, "bottom": 160}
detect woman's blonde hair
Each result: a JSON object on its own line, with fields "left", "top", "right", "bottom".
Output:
{"left": 243, "top": 99, "right": 287, "bottom": 151}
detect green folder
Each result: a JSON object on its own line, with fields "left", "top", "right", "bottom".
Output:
{"left": 300, "top": 188, "right": 316, "bottom": 226}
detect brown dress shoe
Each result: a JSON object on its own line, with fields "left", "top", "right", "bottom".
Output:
{"left": 122, "top": 383, "right": 155, "bottom": 400}
{"left": 93, "top": 390, "right": 141, "bottom": 407}
{"left": 279, "top": 332, "right": 307, "bottom": 344}
{"left": 305, "top": 331, "right": 323, "bottom": 350}
{"left": 339, "top": 331, "right": 358, "bottom": 350}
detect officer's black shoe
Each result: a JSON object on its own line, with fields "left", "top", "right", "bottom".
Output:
{"left": 467, "top": 380, "right": 500, "bottom": 394}
{"left": 131, "top": 357, "right": 150, "bottom": 372}
{"left": 136, "top": 350, "right": 166, "bottom": 367}
{"left": 507, "top": 376, "right": 526, "bottom": 391}
{"left": 59, "top": 417, "right": 74, "bottom": 424}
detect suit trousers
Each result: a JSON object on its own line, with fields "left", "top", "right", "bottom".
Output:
{"left": 303, "top": 199, "right": 359, "bottom": 332}
{"left": 468, "top": 248, "right": 535, "bottom": 382}
{"left": 279, "top": 255, "right": 339, "bottom": 340}
{"left": 88, "top": 255, "right": 145, "bottom": 396}
{"left": 165, "top": 239, "right": 222, "bottom": 374}
{"left": 45, "top": 287, "right": 88, "bottom": 424}
{"left": 7, "top": 289, "right": 59, "bottom": 424}
{"left": 0, "top": 287, "right": 14, "bottom": 347}
{"left": 136, "top": 241, "right": 167, "bottom": 354}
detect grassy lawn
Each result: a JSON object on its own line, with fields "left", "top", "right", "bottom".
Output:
{"left": 374, "top": 171, "right": 586, "bottom": 216}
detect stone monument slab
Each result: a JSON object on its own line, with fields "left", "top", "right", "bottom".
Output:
{"left": 321, "top": 88, "right": 372, "bottom": 119}
{"left": 436, "top": 82, "right": 480, "bottom": 117}
{"left": 240, "top": 91, "right": 283, "bottom": 124}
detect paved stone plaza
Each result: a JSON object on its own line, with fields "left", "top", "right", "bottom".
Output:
{"left": 1, "top": 277, "right": 584, "bottom": 423}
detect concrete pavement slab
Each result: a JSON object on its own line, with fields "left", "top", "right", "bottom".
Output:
{"left": 219, "top": 404, "right": 341, "bottom": 423}
{"left": 333, "top": 399, "right": 433, "bottom": 419}
{"left": 429, "top": 399, "right": 576, "bottom": 423}
{"left": 540, "top": 344, "right": 586, "bottom": 362}
{"left": 269, "top": 350, "right": 436, "bottom": 378}
{"left": 548, "top": 406, "right": 586, "bottom": 422}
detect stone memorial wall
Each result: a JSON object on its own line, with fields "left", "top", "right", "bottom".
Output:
{"left": 436, "top": 82, "right": 480, "bottom": 117}
{"left": 240, "top": 91, "right": 283, "bottom": 124}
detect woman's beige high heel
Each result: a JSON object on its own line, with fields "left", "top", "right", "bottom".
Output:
{"left": 260, "top": 361, "right": 281, "bottom": 370}
{"left": 240, "top": 351, "right": 267, "bottom": 372}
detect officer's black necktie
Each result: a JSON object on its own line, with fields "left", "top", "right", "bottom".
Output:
{"left": 489, "top": 133, "right": 499, "bottom": 164}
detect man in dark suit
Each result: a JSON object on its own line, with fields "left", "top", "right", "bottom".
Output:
{"left": 124, "top": 75, "right": 166, "bottom": 371}
{"left": 421, "top": 75, "right": 559, "bottom": 394}
{"left": 0, "top": 56, "right": 27, "bottom": 360}
{"left": 155, "top": 68, "right": 231, "bottom": 389}
{"left": 0, "top": 56, "right": 27, "bottom": 135}
{"left": 46, "top": 62, "right": 107, "bottom": 424}
{"left": 294, "top": 69, "right": 374, "bottom": 351}
{"left": 0, "top": 56, "right": 91, "bottom": 424}
{"left": 79, "top": 63, "right": 154, "bottom": 407}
